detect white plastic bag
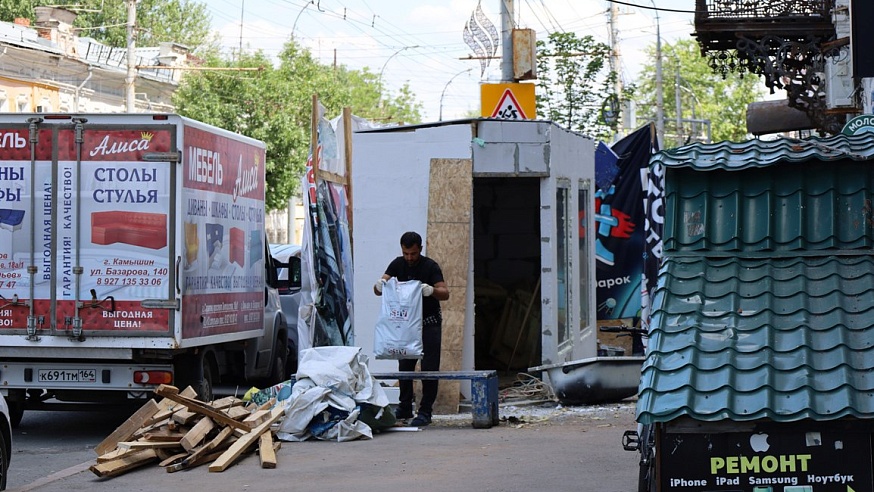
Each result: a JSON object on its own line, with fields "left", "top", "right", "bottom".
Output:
{"left": 374, "top": 278, "right": 423, "bottom": 359}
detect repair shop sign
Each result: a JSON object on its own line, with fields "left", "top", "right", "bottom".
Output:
{"left": 660, "top": 429, "right": 872, "bottom": 491}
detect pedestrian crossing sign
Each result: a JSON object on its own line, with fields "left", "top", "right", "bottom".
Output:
{"left": 480, "top": 83, "right": 536, "bottom": 120}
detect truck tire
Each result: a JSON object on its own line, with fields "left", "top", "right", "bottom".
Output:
{"left": 285, "top": 338, "right": 298, "bottom": 378}
{"left": 0, "top": 427, "right": 7, "bottom": 490}
{"left": 175, "top": 352, "right": 215, "bottom": 402}
{"left": 268, "top": 334, "right": 288, "bottom": 384}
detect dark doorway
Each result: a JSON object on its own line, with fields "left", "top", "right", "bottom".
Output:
{"left": 472, "top": 177, "right": 541, "bottom": 373}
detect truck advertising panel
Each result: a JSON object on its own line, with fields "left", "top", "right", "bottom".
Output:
{"left": 180, "top": 124, "right": 267, "bottom": 339}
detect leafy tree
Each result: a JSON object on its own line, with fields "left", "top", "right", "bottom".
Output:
{"left": 173, "top": 40, "right": 422, "bottom": 210}
{"left": 633, "top": 39, "right": 765, "bottom": 147}
{"left": 535, "top": 32, "right": 619, "bottom": 140}
{"left": 0, "top": 0, "right": 217, "bottom": 53}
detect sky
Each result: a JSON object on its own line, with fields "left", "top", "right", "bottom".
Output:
{"left": 206, "top": 0, "right": 697, "bottom": 122}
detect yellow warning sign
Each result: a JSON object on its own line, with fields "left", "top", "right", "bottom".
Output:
{"left": 481, "top": 83, "right": 536, "bottom": 120}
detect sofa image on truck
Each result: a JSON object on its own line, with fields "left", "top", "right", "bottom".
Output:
{"left": 91, "top": 210, "right": 167, "bottom": 249}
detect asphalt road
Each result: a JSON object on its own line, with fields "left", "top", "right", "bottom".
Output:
{"left": 6, "top": 401, "right": 640, "bottom": 492}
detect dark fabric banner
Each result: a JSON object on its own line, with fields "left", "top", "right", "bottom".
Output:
{"left": 594, "top": 125, "right": 658, "bottom": 320}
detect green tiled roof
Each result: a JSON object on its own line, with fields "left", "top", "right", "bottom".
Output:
{"left": 653, "top": 133, "right": 874, "bottom": 170}
{"left": 637, "top": 255, "right": 874, "bottom": 424}
{"left": 663, "top": 161, "right": 874, "bottom": 252}
{"left": 637, "top": 135, "right": 874, "bottom": 425}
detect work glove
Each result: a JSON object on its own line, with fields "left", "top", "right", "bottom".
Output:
{"left": 374, "top": 278, "right": 386, "bottom": 293}
{"left": 422, "top": 284, "right": 434, "bottom": 297}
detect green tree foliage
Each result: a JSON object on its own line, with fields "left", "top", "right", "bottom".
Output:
{"left": 0, "top": 0, "right": 216, "bottom": 53}
{"left": 633, "top": 39, "right": 765, "bottom": 147}
{"left": 173, "top": 41, "right": 422, "bottom": 211}
{"left": 535, "top": 32, "right": 618, "bottom": 140}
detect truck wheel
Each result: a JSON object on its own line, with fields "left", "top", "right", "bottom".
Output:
{"left": 0, "top": 427, "right": 7, "bottom": 490}
{"left": 198, "top": 358, "right": 215, "bottom": 402}
{"left": 269, "top": 335, "right": 288, "bottom": 384}
{"left": 7, "top": 401, "right": 23, "bottom": 429}
{"left": 175, "top": 353, "right": 214, "bottom": 402}
{"left": 285, "top": 339, "right": 298, "bottom": 378}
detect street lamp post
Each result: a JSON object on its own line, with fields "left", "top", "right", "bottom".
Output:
{"left": 291, "top": 1, "right": 312, "bottom": 40}
{"left": 378, "top": 45, "right": 419, "bottom": 108}
{"left": 439, "top": 69, "right": 472, "bottom": 121}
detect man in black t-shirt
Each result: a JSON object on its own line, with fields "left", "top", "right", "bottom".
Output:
{"left": 373, "top": 231, "right": 449, "bottom": 427}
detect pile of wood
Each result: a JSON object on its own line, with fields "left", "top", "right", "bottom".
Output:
{"left": 90, "top": 384, "right": 285, "bottom": 478}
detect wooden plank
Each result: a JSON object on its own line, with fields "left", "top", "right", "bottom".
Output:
{"left": 317, "top": 169, "right": 347, "bottom": 185}
{"left": 180, "top": 417, "right": 215, "bottom": 452}
{"left": 157, "top": 451, "right": 190, "bottom": 468}
{"left": 132, "top": 418, "right": 172, "bottom": 439}
{"left": 233, "top": 408, "right": 272, "bottom": 437}
{"left": 258, "top": 432, "right": 276, "bottom": 469}
{"left": 208, "top": 396, "right": 244, "bottom": 411}
{"left": 143, "top": 428, "right": 186, "bottom": 442}
{"left": 181, "top": 426, "right": 234, "bottom": 469}
{"left": 89, "top": 449, "right": 158, "bottom": 478}
{"left": 94, "top": 399, "right": 160, "bottom": 456}
{"left": 143, "top": 386, "right": 199, "bottom": 427}
{"left": 96, "top": 447, "right": 140, "bottom": 463}
{"left": 343, "top": 106, "right": 354, "bottom": 238}
{"left": 225, "top": 406, "right": 250, "bottom": 420}
{"left": 171, "top": 409, "right": 198, "bottom": 426}
{"left": 242, "top": 409, "right": 270, "bottom": 425}
{"left": 166, "top": 446, "right": 230, "bottom": 473}
{"left": 155, "top": 385, "right": 250, "bottom": 431}
{"left": 208, "top": 408, "right": 284, "bottom": 472}
{"left": 154, "top": 448, "right": 176, "bottom": 461}
{"left": 117, "top": 440, "right": 184, "bottom": 450}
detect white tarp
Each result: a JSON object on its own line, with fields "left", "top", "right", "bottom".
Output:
{"left": 276, "top": 346, "right": 391, "bottom": 442}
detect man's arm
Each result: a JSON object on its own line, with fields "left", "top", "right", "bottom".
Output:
{"left": 431, "top": 280, "right": 449, "bottom": 301}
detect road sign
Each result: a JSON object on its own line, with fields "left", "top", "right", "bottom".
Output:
{"left": 481, "top": 83, "right": 536, "bottom": 120}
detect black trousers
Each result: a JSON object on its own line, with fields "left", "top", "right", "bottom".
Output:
{"left": 397, "top": 323, "right": 441, "bottom": 417}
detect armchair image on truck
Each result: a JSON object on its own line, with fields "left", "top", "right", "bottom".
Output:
{"left": 0, "top": 114, "right": 291, "bottom": 425}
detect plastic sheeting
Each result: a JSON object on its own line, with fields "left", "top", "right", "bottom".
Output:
{"left": 276, "top": 346, "right": 393, "bottom": 442}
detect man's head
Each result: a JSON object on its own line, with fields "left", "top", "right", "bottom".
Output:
{"left": 400, "top": 231, "right": 422, "bottom": 266}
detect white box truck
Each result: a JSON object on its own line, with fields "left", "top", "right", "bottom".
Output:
{"left": 0, "top": 113, "right": 290, "bottom": 425}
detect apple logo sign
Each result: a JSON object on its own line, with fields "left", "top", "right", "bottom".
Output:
{"left": 750, "top": 433, "right": 770, "bottom": 453}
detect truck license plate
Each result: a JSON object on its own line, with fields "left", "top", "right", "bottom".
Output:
{"left": 38, "top": 369, "right": 97, "bottom": 383}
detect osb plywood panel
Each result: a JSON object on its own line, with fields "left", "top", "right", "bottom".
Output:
{"left": 428, "top": 162, "right": 472, "bottom": 224}
{"left": 427, "top": 223, "right": 470, "bottom": 289}
{"left": 427, "top": 158, "right": 472, "bottom": 414}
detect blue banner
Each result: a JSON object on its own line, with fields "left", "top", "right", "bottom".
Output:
{"left": 594, "top": 125, "right": 658, "bottom": 320}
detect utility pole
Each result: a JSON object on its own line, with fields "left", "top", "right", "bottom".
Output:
{"left": 500, "top": 0, "right": 514, "bottom": 82}
{"left": 653, "top": 1, "right": 664, "bottom": 148}
{"left": 675, "top": 63, "right": 682, "bottom": 144}
{"left": 125, "top": 0, "right": 137, "bottom": 113}
{"left": 609, "top": 2, "right": 623, "bottom": 134}
{"left": 238, "top": 0, "right": 244, "bottom": 59}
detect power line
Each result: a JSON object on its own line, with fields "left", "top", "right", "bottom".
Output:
{"left": 606, "top": 0, "right": 696, "bottom": 14}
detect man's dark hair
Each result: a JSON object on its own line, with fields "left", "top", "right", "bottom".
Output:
{"left": 400, "top": 231, "right": 422, "bottom": 248}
